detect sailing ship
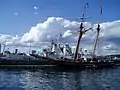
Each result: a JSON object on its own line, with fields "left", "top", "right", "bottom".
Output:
{"left": 35, "top": 0, "right": 120, "bottom": 68}
{"left": 0, "top": 0, "right": 120, "bottom": 68}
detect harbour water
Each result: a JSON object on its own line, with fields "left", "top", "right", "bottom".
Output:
{"left": 0, "top": 67, "right": 120, "bottom": 90}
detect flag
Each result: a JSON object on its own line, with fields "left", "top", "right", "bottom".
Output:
{"left": 86, "top": 2, "right": 89, "bottom": 8}
{"left": 85, "top": 0, "right": 89, "bottom": 8}
{"left": 99, "top": 0, "right": 102, "bottom": 15}
{"left": 84, "top": 1, "right": 89, "bottom": 9}
{"left": 100, "top": 6, "right": 102, "bottom": 15}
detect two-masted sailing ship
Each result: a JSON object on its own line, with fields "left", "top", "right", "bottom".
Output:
{"left": 0, "top": 0, "right": 120, "bottom": 69}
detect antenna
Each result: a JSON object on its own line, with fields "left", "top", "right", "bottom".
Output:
{"left": 29, "top": 42, "right": 31, "bottom": 54}
{"left": 0, "top": 43, "right": 1, "bottom": 53}
{"left": 2, "top": 40, "right": 6, "bottom": 53}
{"left": 57, "top": 33, "right": 63, "bottom": 44}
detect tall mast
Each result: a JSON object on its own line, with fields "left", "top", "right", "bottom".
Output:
{"left": 73, "top": 22, "right": 84, "bottom": 61}
{"left": 92, "top": 0, "right": 102, "bottom": 58}
{"left": 92, "top": 24, "right": 100, "bottom": 58}
{"left": 74, "top": 1, "right": 91, "bottom": 60}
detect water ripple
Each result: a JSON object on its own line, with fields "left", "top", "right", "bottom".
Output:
{"left": 0, "top": 67, "right": 120, "bottom": 90}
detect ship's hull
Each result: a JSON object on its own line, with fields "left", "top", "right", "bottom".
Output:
{"left": 0, "top": 56, "right": 53, "bottom": 65}
{"left": 51, "top": 59, "right": 119, "bottom": 68}
{"left": 0, "top": 56, "right": 120, "bottom": 69}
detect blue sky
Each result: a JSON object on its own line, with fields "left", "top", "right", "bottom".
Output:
{"left": 0, "top": 0, "right": 120, "bottom": 35}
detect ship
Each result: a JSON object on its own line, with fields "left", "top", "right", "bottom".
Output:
{"left": 0, "top": 0, "right": 120, "bottom": 69}
{"left": 0, "top": 23, "right": 120, "bottom": 68}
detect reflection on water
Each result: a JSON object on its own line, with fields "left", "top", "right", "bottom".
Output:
{"left": 0, "top": 67, "right": 120, "bottom": 90}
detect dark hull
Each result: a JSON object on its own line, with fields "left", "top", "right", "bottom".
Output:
{"left": 0, "top": 56, "right": 53, "bottom": 65}
{"left": 51, "top": 60, "right": 120, "bottom": 69}
{"left": 0, "top": 56, "right": 120, "bottom": 69}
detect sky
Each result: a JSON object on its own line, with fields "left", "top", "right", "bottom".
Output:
{"left": 0, "top": 0, "right": 120, "bottom": 55}
{"left": 0, "top": 0, "right": 120, "bottom": 35}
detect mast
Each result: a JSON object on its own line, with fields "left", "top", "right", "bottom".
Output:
{"left": 73, "top": 22, "right": 84, "bottom": 60}
{"left": 73, "top": 0, "right": 91, "bottom": 60}
{"left": 92, "top": 24, "right": 100, "bottom": 58}
{"left": 92, "top": 0, "right": 102, "bottom": 59}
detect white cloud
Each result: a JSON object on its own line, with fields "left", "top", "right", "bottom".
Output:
{"left": 21, "top": 17, "right": 81, "bottom": 43}
{"left": 0, "top": 17, "right": 120, "bottom": 55}
{"left": 13, "top": 12, "right": 19, "bottom": 16}
{"left": 33, "top": 12, "right": 39, "bottom": 15}
{"left": 33, "top": 6, "right": 39, "bottom": 10}
{"left": 62, "top": 30, "right": 73, "bottom": 37}
{"left": 0, "top": 34, "right": 19, "bottom": 44}
{"left": 100, "top": 20, "right": 120, "bottom": 38}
